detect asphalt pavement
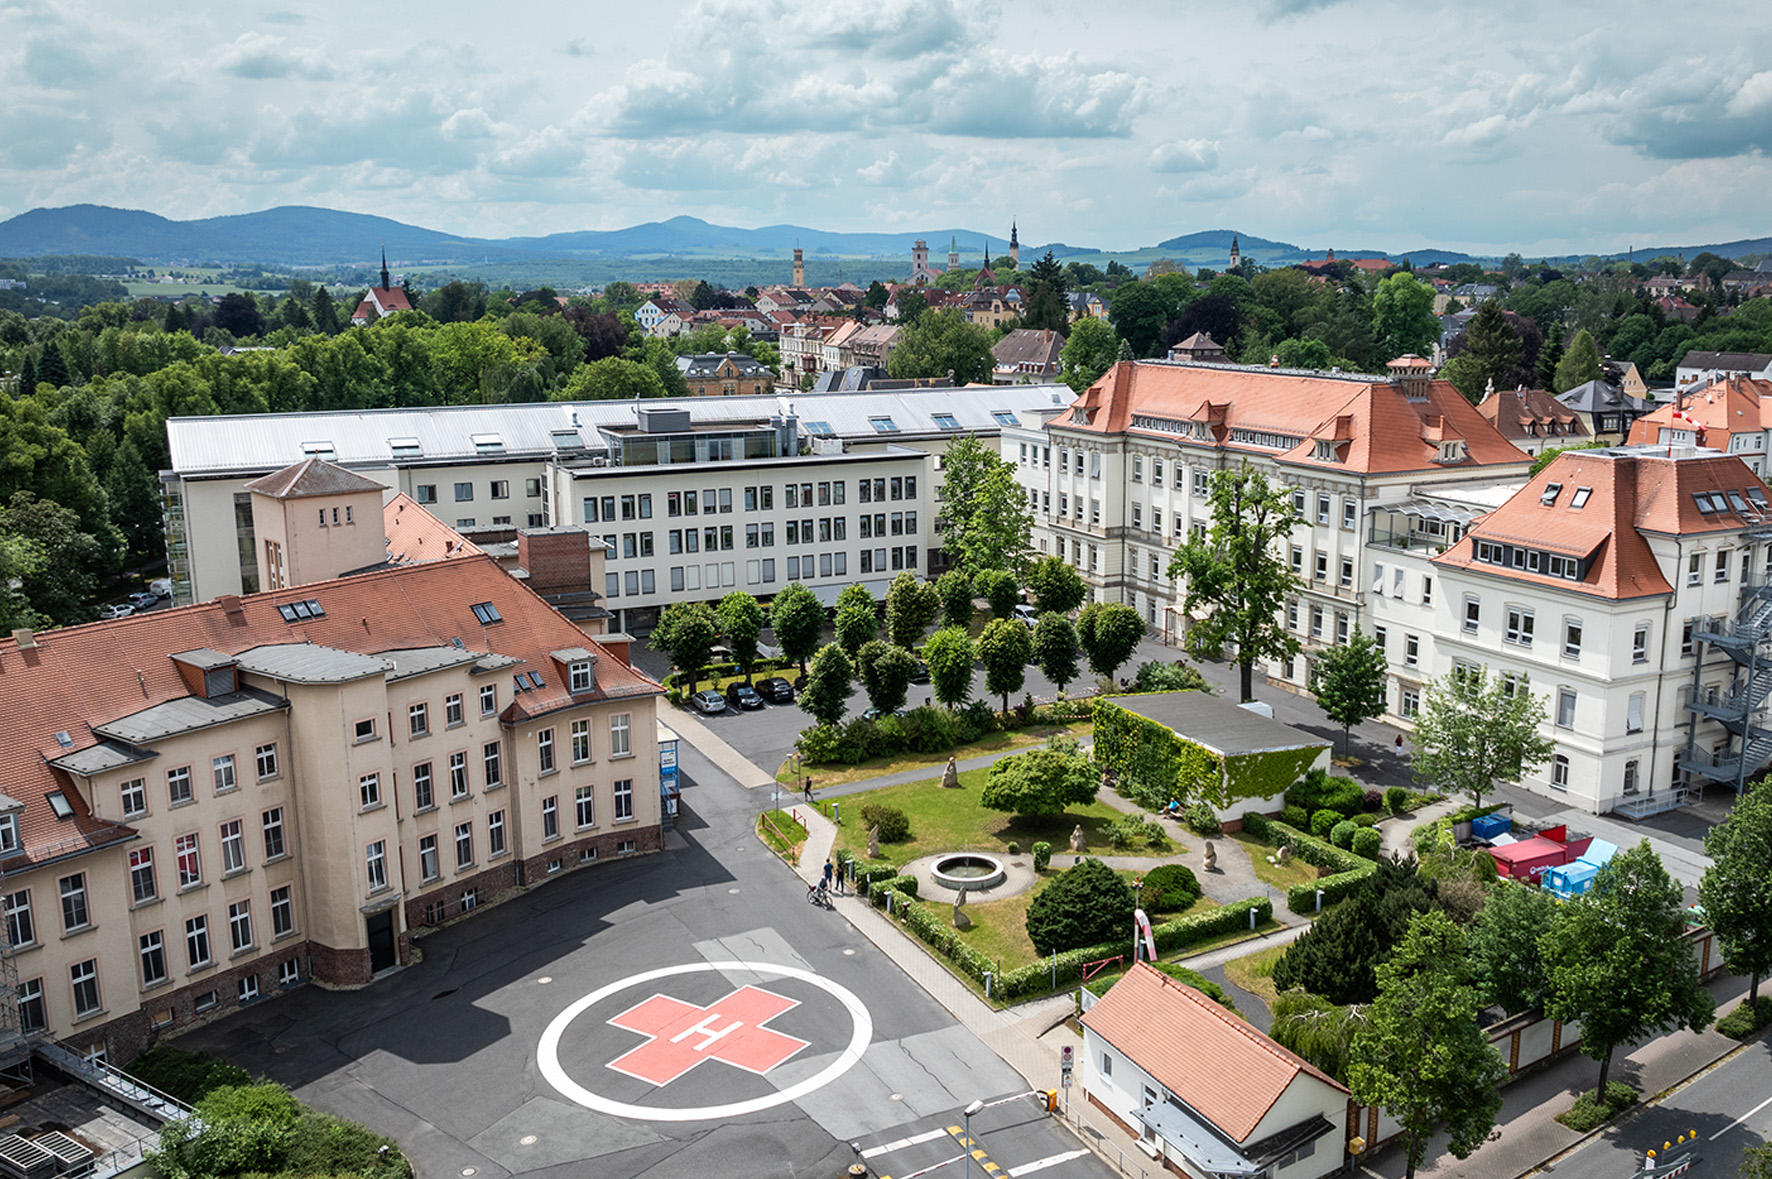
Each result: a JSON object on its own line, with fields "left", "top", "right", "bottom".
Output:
{"left": 175, "top": 739, "right": 1116, "bottom": 1179}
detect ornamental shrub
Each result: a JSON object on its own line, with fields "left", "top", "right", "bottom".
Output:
{"left": 1352, "top": 813, "right": 1378, "bottom": 828}
{"left": 859, "top": 803, "right": 911, "bottom": 843}
{"left": 1185, "top": 802, "right": 1221, "bottom": 835}
{"left": 1311, "top": 808, "right": 1341, "bottom": 838}
{"left": 1330, "top": 820, "right": 1357, "bottom": 849}
{"left": 1363, "top": 789, "right": 1384, "bottom": 812}
{"left": 1025, "top": 858, "right": 1136, "bottom": 956}
{"left": 1384, "top": 785, "right": 1409, "bottom": 813}
{"left": 1032, "top": 841, "right": 1052, "bottom": 871}
{"left": 125, "top": 1046, "right": 252, "bottom": 1104}
{"left": 1351, "top": 827, "right": 1383, "bottom": 860}
{"left": 1140, "top": 863, "right": 1202, "bottom": 913}
{"left": 1281, "top": 804, "right": 1309, "bottom": 828}
{"left": 1286, "top": 768, "right": 1365, "bottom": 817}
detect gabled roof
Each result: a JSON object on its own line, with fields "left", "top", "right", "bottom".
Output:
{"left": 1477, "top": 387, "right": 1590, "bottom": 442}
{"left": 244, "top": 457, "right": 386, "bottom": 500}
{"left": 1558, "top": 379, "right": 1649, "bottom": 415}
{"left": 0, "top": 554, "right": 659, "bottom": 867}
{"left": 992, "top": 329, "right": 1064, "bottom": 368}
{"left": 1081, "top": 963, "right": 1346, "bottom": 1143}
{"left": 384, "top": 494, "right": 484, "bottom": 566}
{"left": 1627, "top": 377, "right": 1772, "bottom": 450}
{"left": 1058, "top": 361, "right": 1530, "bottom": 475}
{"left": 1434, "top": 445, "right": 1772, "bottom": 599}
{"left": 1679, "top": 350, "right": 1772, "bottom": 373}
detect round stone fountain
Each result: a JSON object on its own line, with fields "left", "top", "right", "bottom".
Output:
{"left": 929, "top": 853, "right": 1007, "bottom": 892}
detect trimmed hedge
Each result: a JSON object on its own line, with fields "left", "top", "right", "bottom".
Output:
{"left": 1288, "top": 868, "right": 1373, "bottom": 914}
{"left": 1242, "top": 811, "right": 1377, "bottom": 914}
{"left": 855, "top": 864, "right": 900, "bottom": 895}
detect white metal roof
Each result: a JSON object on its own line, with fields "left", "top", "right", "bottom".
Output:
{"left": 165, "top": 385, "right": 1075, "bottom": 479}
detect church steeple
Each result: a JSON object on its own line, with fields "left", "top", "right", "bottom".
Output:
{"left": 1229, "top": 234, "right": 1240, "bottom": 270}
{"left": 379, "top": 245, "right": 390, "bottom": 292}
{"left": 1009, "top": 220, "right": 1020, "bottom": 266}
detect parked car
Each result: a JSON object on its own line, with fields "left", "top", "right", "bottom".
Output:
{"left": 128, "top": 590, "right": 160, "bottom": 609}
{"left": 1014, "top": 604, "right": 1040, "bottom": 628}
{"left": 99, "top": 603, "right": 134, "bottom": 619}
{"left": 755, "top": 677, "right": 796, "bottom": 703}
{"left": 726, "top": 682, "right": 764, "bottom": 710}
{"left": 863, "top": 707, "right": 909, "bottom": 722}
{"left": 909, "top": 659, "right": 931, "bottom": 684}
{"left": 690, "top": 690, "right": 727, "bottom": 715}
{"left": 148, "top": 578, "right": 173, "bottom": 598}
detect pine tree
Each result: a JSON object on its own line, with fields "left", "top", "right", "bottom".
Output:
{"left": 17, "top": 352, "right": 36, "bottom": 395}
{"left": 1456, "top": 300, "right": 1520, "bottom": 399}
{"left": 36, "top": 342, "right": 70, "bottom": 390}
{"left": 1535, "top": 321, "right": 1565, "bottom": 390}
{"left": 1553, "top": 328, "right": 1602, "bottom": 394}
{"left": 311, "top": 286, "right": 341, "bottom": 335}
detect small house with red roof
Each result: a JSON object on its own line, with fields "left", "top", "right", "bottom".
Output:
{"left": 349, "top": 249, "right": 413, "bottom": 326}
{"left": 1080, "top": 963, "right": 1350, "bottom": 1179}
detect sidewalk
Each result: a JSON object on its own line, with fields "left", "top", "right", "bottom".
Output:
{"left": 664, "top": 707, "right": 777, "bottom": 789}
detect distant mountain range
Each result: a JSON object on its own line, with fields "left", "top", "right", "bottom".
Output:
{"left": 0, "top": 204, "right": 1765, "bottom": 273}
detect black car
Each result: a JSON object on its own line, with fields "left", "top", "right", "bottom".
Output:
{"left": 908, "top": 660, "right": 931, "bottom": 684}
{"left": 755, "top": 676, "right": 796, "bottom": 703}
{"left": 726, "top": 682, "right": 765, "bottom": 710}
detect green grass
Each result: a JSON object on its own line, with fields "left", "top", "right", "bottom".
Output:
{"left": 937, "top": 877, "right": 1218, "bottom": 975}
{"left": 776, "top": 722, "right": 1089, "bottom": 789}
{"left": 1230, "top": 833, "right": 1322, "bottom": 891}
{"left": 1222, "top": 943, "right": 1290, "bottom": 1009}
{"left": 832, "top": 767, "right": 1184, "bottom": 862}
{"left": 756, "top": 810, "right": 807, "bottom": 863}
{"left": 1554, "top": 1082, "right": 1638, "bottom": 1131}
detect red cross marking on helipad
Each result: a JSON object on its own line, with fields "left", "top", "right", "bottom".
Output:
{"left": 604, "top": 984, "right": 811, "bottom": 1086}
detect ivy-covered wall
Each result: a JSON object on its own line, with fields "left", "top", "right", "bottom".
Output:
{"left": 1093, "top": 698, "right": 1324, "bottom": 811}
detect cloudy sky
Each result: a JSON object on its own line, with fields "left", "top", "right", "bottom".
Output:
{"left": 3, "top": 0, "right": 1769, "bottom": 255}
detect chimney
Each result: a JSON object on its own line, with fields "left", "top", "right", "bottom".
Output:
{"left": 518, "top": 530, "right": 592, "bottom": 597}
{"left": 11, "top": 628, "right": 35, "bottom": 650}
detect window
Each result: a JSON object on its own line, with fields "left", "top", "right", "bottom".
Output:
{"left": 353, "top": 718, "right": 377, "bottom": 742}
{"left": 1505, "top": 607, "right": 1534, "bottom": 646}
{"left": 542, "top": 796, "right": 559, "bottom": 840}
{"left": 59, "top": 874, "right": 88, "bottom": 933}
{"left": 576, "top": 785, "right": 595, "bottom": 828}
{"left": 419, "top": 835, "right": 440, "bottom": 882}
{"left": 1405, "top": 634, "right": 1420, "bottom": 667}
{"left": 1372, "top": 625, "right": 1387, "bottom": 653}
{"left": 120, "top": 777, "right": 147, "bottom": 818}
{"left": 5, "top": 892, "right": 33, "bottom": 948}
{"left": 220, "top": 820, "right": 246, "bottom": 873}
{"left": 1551, "top": 755, "right": 1569, "bottom": 790}
{"left": 1335, "top": 613, "right": 1350, "bottom": 644}
{"left": 1627, "top": 693, "right": 1645, "bottom": 734}
{"left": 1623, "top": 759, "right": 1640, "bottom": 795}
{"left": 409, "top": 702, "right": 429, "bottom": 737}
{"left": 262, "top": 807, "right": 285, "bottom": 860}
{"left": 1556, "top": 688, "right": 1577, "bottom": 728}
{"left": 413, "top": 762, "right": 434, "bottom": 810}
{"left": 1464, "top": 597, "right": 1481, "bottom": 633}
{"left": 1290, "top": 546, "right": 1303, "bottom": 575}
{"left": 1717, "top": 549, "right": 1732, "bottom": 583}
{"left": 1192, "top": 470, "right": 1209, "bottom": 496}
{"left": 445, "top": 693, "right": 464, "bottom": 727}
{"left": 483, "top": 741, "right": 503, "bottom": 788}
{"left": 1689, "top": 553, "right": 1703, "bottom": 587}
{"left": 1682, "top": 622, "right": 1696, "bottom": 656}
{"left": 1309, "top": 606, "right": 1324, "bottom": 638}
{"left": 455, "top": 822, "right": 474, "bottom": 869}
{"left": 1316, "top": 494, "right": 1331, "bottom": 524}
{"left": 572, "top": 719, "right": 591, "bottom": 763}
{"left": 471, "top": 601, "right": 503, "bottom": 625}
{"left": 1563, "top": 619, "right": 1582, "bottom": 657}
{"left": 480, "top": 684, "right": 497, "bottom": 716}
{"left": 1287, "top": 602, "right": 1300, "bottom": 632}
{"left": 537, "top": 728, "right": 556, "bottom": 774}
{"left": 449, "top": 752, "right": 469, "bottom": 799}
{"left": 1339, "top": 557, "right": 1353, "bottom": 588}
{"left": 212, "top": 754, "right": 237, "bottom": 794}
{"left": 278, "top": 958, "right": 300, "bottom": 987}
{"left": 228, "top": 901, "right": 252, "bottom": 953}
{"left": 1400, "top": 688, "right": 1420, "bottom": 718}
{"left": 614, "top": 778, "right": 634, "bottom": 821}
{"left": 1314, "top": 552, "right": 1327, "bottom": 582}
{"left": 1342, "top": 500, "right": 1357, "bottom": 530}
{"left": 1634, "top": 625, "right": 1650, "bottom": 663}
{"left": 415, "top": 484, "right": 437, "bottom": 504}
{"left": 617, "top": 840, "right": 636, "bottom": 855}
{"left": 454, "top": 482, "right": 474, "bottom": 502}
{"left": 488, "top": 811, "right": 507, "bottom": 857}
{"left": 177, "top": 834, "right": 201, "bottom": 887}
{"left": 1132, "top": 456, "right": 1144, "bottom": 482}
{"left": 255, "top": 743, "right": 279, "bottom": 781}
{"left": 366, "top": 841, "right": 388, "bottom": 890}
{"left": 186, "top": 915, "right": 211, "bottom": 968}
{"left": 16, "top": 980, "right": 44, "bottom": 1034}
{"left": 70, "top": 960, "right": 100, "bottom": 1018}
{"left": 359, "top": 772, "right": 381, "bottom": 809}
{"left": 1421, "top": 575, "right": 1432, "bottom": 605}
{"left": 130, "top": 848, "right": 157, "bottom": 904}
{"left": 140, "top": 931, "right": 167, "bottom": 987}
{"left": 238, "top": 976, "right": 260, "bottom": 1004}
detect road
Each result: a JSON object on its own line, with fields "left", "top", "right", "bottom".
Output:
{"left": 1548, "top": 1037, "right": 1772, "bottom": 1179}
{"left": 177, "top": 739, "right": 1116, "bottom": 1179}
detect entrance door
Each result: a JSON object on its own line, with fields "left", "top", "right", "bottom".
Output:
{"left": 366, "top": 910, "right": 397, "bottom": 973}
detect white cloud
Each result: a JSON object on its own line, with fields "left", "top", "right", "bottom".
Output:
{"left": 1148, "top": 139, "right": 1219, "bottom": 173}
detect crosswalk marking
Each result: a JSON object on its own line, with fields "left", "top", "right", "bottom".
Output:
{"left": 861, "top": 1128, "right": 950, "bottom": 1159}
{"left": 1006, "top": 1149, "right": 1091, "bottom": 1176}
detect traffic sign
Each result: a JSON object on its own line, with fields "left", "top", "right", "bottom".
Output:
{"left": 1060, "top": 1045, "right": 1073, "bottom": 1074}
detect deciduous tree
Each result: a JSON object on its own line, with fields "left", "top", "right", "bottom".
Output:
{"left": 937, "top": 435, "right": 1033, "bottom": 578}
{"left": 1312, "top": 627, "right": 1388, "bottom": 758}
{"left": 885, "top": 571, "right": 940, "bottom": 649}
{"left": 1468, "top": 881, "right": 1559, "bottom": 1015}
{"left": 718, "top": 591, "right": 766, "bottom": 681}
{"left": 1698, "top": 774, "right": 1772, "bottom": 1002}
{"left": 1027, "top": 554, "right": 1086, "bottom": 615}
{"left": 975, "top": 568, "right": 1020, "bottom": 618}
{"left": 936, "top": 569, "right": 975, "bottom": 630}
{"left": 1059, "top": 316, "right": 1120, "bottom": 393}
{"left": 1032, "top": 612, "right": 1080, "bottom": 695}
{"left": 769, "top": 581, "right": 824, "bottom": 676}
{"left": 653, "top": 601, "right": 719, "bottom": 693}
{"left": 1371, "top": 272, "right": 1441, "bottom": 360}
{"left": 1169, "top": 464, "right": 1301, "bottom": 701}
{"left": 799, "top": 643, "right": 854, "bottom": 728}
{"left": 1349, "top": 911, "right": 1506, "bottom": 1179}
{"left": 857, "top": 639, "right": 916, "bottom": 715}
{"left": 923, "top": 625, "right": 975, "bottom": 709}
{"left": 886, "top": 308, "right": 993, "bottom": 385}
{"left": 1553, "top": 327, "right": 1602, "bottom": 394}
{"left": 1541, "top": 841, "right": 1716, "bottom": 1094}
{"left": 1077, "top": 602, "right": 1145, "bottom": 682}
{"left": 984, "top": 735, "right": 1101, "bottom": 821}
{"left": 978, "top": 617, "right": 1033, "bottom": 711}
{"left": 1411, "top": 666, "right": 1554, "bottom": 811}
{"left": 833, "top": 583, "right": 878, "bottom": 656}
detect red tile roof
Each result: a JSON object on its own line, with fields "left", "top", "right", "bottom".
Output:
{"left": 383, "top": 494, "right": 483, "bottom": 565}
{"left": 0, "top": 555, "right": 658, "bottom": 867}
{"left": 1627, "top": 377, "right": 1772, "bottom": 450}
{"left": 1061, "top": 361, "right": 1530, "bottom": 474}
{"left": 1476, "top": 387, "right": 1590, "bottom": 443}
{"left": 1433, "top": 447, "right": 1771, "bottom": 599}
{"left": 1081, "top": 962, "right": 1346, "bottom": 1143}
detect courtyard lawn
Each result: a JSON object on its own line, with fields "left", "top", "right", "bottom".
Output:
{"left": 831, "top": 766, "right": 1184, "bottom": 863}
{"left": 1231, "top": 833, "right": 1322, "bottom": 892}
{"left": 1222, "top": 943, "right": 1289, "bottom": 1009}
{"left": 777, "top": 721, "right": 1091, "bottom": 790}
{"left": 944, "top": 877, "right": 1221, "bottom": 975}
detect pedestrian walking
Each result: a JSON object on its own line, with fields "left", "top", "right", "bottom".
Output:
{"left": 1394, "top": 734, "right": 1404, "bottom": 756}
{"left": 803, "top": 779, "right": 813, "bottom": 803}
{"left": 823, "top": 858, "right": 834, "bottom": 893}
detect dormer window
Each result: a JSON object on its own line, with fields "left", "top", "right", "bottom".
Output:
{"left": 471, "top": 602, "right": 503, "bottom": 625}
{"left": 1313, "top": 440, "right": 1339, "bottom": 462}
{"left": 0, "top": 812, "right": 17, "bottom": 854}
{"left": 1437, "top": 440, "right": 1466, "bottom": 462}
{"left": 472, "top": 433, "right": 505, "bottom": 455}
{"left": 570, "top": 661, "right": 593, "bottom": 693}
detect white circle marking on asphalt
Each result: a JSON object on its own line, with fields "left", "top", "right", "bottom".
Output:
{"left": 537, "top": 960, "right": 873, "bottom": 1122}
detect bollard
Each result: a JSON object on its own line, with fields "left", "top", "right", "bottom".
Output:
{"left": 1249, "top": 906, "right": 1256, "bottom": 929}
{"left": 1316, "top": 888, "right": 1324, "bottom": 913}
{"left": 834, "top": 802, "right": 840, "bottom": 826}
{"left": 984, "top": 971, "right": 992, "bottom": 999}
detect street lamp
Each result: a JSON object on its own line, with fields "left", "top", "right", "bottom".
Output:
{"left": 963, "top": 1099, "right": 985, "bottom": 1179}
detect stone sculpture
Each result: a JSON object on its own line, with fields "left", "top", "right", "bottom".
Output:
{"left": 867, "top": 825, "right": 880, "bottom": 858}
{"left": 1070, "top": 824, "right": 1087, "bottom": 854}
{"left": 1203, "top": 840, "right": 1217, "bottom": 872}
{"left": 941, "top": 755, "right": 961, "bottom": 789}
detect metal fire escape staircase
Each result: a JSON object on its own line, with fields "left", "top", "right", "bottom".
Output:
{"left": 1673, "top": 576, "right": 1772, "bottom": 815}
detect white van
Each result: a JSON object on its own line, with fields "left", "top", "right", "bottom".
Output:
{"left": 148, "top": 579, "right": 174, "bottom": 599}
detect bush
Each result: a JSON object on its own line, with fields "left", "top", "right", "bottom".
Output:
{"left": 1363, "top": 789, "right": 1384, "bottom": 812}
{"left": 994, "top": 897, "right": 1272, "bottom": 1001}
{"left": 1087, "top": 962, "right": 1236, "bottom": 1011}
{"left": 1143, "top": 820, "right": 1169, "bottom": 849}
{"left": 1311, "top": 809, "right": 1341, "bottom": 838}
{"left": 856, "top": 863, "right": 899, "bottom": 892}
{"left": 1351, "top": 827, "right": 1383, "bottom": 860}
{"left": 1281, "top": 804, "right": 1309, "bottom": 828}
{"left": 1132, "top": 660, "right": 1212, "bottom": 694}
{"left": 284, "top": 1109, "right": 411, "bottom": 1179}
{"left": 1352, "top": 813, "right": 1378, "bottom": 828}
{"left": 126, "top": 1046, "right": 253, "bottom": 1104}
{"left": 1006, "top": 841, "right": 1021, "bottom": 855}
{"left": 889, "top": 875, "right": 919, "bottom": 898}
{"left": 1140, "top": 863, "right": 1202, "bottom": 913}
{"left": 1185, "top": 802, "right": 1221, "bottom": 836}
{"left": 1242, "top": 811, "right": 1272, "bottom": 839}
{"left": 1025, "top": 858, "right": 1136, "bottom": 955}
{"left": 1032, "top": 841, "right": 1052, "bottom": 871}
{"left": 1287, "top": 768, "right": 1366, "bottom": 817}
{"left": 1384, "top": 785, "right": 1409, "bottom": 813}
{"left": 1718, "top": 996, "right": 1772, "bottom": 1039}
{"left": 1412, "top": 817, "right": 1454, "bottom": 856}
{"left": 1555, "top": 1082, "right": 1638, "bottom": 1132}
{"left": 1329, "top": 820, "right": 1357, "bottom": 849}
{"left": 859, "top": 803, "right": 911, "bottom": 843}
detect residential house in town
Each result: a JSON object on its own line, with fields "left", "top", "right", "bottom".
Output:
{"left": 1081, "top": 963, "right": 1350, "bottom": 1179}
{"left": 961, "top": 287, "right": 1022, "bottom": 331}
{"left": 991, "top": 329, "right": 1065, "bottom": 383}
{"left": 0, "top": 533, "right": 661, "bottom": 1059}
{"left": 1677, "top": 350, "right": 1772, "bottom": 390}
{"left": 1627, "top": 377, "right": 1772, "bottom": 476}
{"left": 1167, "top": 332, "right": 1227, "bottom": 363}
{"left": 634, "top": 297, "right": 696, "bottom": 337}
{"left": 675, "top": 352, "right": 773, "bottom": 397}
{"left": 1558, "top": 377, "right": 1652, "bottom": 443}
{"left": 1476, "top": 386, "right": 1591, "bottom": 456}
{"left": 848, "top": 324, "right": 901, "bottom": 370}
